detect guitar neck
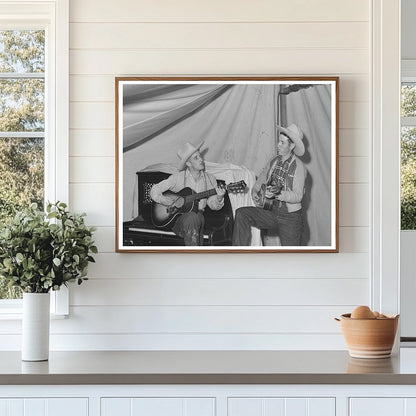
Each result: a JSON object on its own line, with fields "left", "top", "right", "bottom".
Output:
{"left": 184, "top": 181, "right": 244, "bottom": 203}
{"left": 187, "top": 188, "right": 218, "bottom": 203}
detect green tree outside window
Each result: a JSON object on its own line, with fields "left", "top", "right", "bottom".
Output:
{"left": 0, "top": 30, "right": 45, "bottom": 299}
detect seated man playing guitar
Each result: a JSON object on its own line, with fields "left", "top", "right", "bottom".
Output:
{"left": 150, "top": 141, "right": 226, "bottom": 246}
{"left": 232, "top": 124, "right": 307, "bottom": 247}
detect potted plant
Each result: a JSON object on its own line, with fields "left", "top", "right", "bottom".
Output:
{"left": 0, "top": 202, "right": 97, "bottom": 361}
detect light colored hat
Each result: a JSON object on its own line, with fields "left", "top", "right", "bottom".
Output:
{"left": 177, "top": 141, "right": 204, "bottom": 171}
{"left": 276, "top": 124, "right": 305, "bottom": 156}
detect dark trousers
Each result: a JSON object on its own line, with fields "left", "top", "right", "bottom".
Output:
{"left": 173, "top": 211, "right": 205, "bottom": 246}
{"left": 232, "top": 205, "right": 303, "bottom": 246}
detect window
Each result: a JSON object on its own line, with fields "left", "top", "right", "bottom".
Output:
{"left": 0, "top": 29, "right": 45, "bottom": 299}
{"left": 401, "top": 66, "right": 416, "bottom": 230}
{"left": 0, "top": 0, "right": 69, "bottom": 314}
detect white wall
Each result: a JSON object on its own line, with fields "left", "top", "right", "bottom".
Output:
{"left": 3, "top": 0, "right": 376, "bottom": 350}
{"left": 64, "top": 0, "right": 372, "bottom": 350}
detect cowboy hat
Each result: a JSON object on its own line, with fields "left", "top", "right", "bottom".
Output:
{"left": 177, "top": 141, "right": 204, "bottom": 171}
{"left": 276, "top": 124, "right": 305, "bottom": 156}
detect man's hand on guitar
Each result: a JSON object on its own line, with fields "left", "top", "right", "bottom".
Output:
{"left": 161, "top": 195, "right": 179, "bottom": 207}
{"left": 251, "top": 186, "right": 261, "bottom": 205}
{"left": 215, "top": 185, "right": 226, "bottom": 202}
{"left": 151, "top": 181, "right": 246, "bottom": 228}
{"left": 265, "top": 184, "right": 282, "bottom": 199}
{"left": 252, "top": 195, "right": 261, "bottom": 205}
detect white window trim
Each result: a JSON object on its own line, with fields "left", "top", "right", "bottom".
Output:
{"left": 0, "top": 0, "right": 69, "bottom": 317}
{"left": 402, "top": 60, "right": 416, "bottom": 81}
{"left": 402, "top": 117, "right": 416, "bottom": 127}
{"left": 401, "top": 60, "right": 416, "bottom": 126}
{"left": 371, "top": 0, "right": 401, "bottom": 321}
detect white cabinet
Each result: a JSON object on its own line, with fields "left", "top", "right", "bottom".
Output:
{"left": 101, "top": 397, "right": 215, "bottom": 416}
{"left": 3, "top": 385, "right": 416, "bottom": 416}
{"left": 350, "top": 398, "right": 416, "bottom": 416}
{"left": 0, "top": 398, "right": 88, "bottom": 416}
{"left": 228, "top": 398, "right": 335, "bottom": 416}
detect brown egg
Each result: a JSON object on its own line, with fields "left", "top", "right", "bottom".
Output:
{"left": 351, "top": 305, "right": 376, "bottom": 319}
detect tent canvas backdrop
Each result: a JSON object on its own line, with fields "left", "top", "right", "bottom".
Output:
{"left": 116, "top": 77, "right": 338, "bottom": 252}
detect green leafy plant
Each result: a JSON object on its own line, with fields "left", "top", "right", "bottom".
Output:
{"left": 0, "top": 202, "right": 97, "bottom": 293}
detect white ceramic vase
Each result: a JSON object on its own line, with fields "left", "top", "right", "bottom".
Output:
{"left": 22, "top": 292, "right": 50, "bottom": 361}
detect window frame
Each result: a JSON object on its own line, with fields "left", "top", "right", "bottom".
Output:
{"left": 402, "top": 60, "right": 416, "bottom": 124}
{"left": 0, "top": 0, "right": 69, "bottom": 316}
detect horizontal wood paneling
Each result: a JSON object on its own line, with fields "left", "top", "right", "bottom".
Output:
{"left": 49, "top": 305, "right": 352, "bottom": 334}
{"left": 71, "top": 278, "right": 368, "bottom": 306}
{"left": 69, "top": 183, "right": 114, "bottom": 226}
{"left": 70, "top": 22, "right": 368, "bottom": 50}
{"left": 339, "top": 77, "right": 369, "bottom": 102}
{"left": 92, "top": 227, "right": 115, "bottom": 253}
{"left": 0, "top": 306, "right": 353, "bottom": 335}
{"left": 0, "top": 333, "right": 347, "bottom": 350}
{"left": 339, "top": 227, "right": 369, "bottom": 252}
{"left": 69, "top": 75, "right": 369, "bottom": 103}
{"left": 69, "top": 130, "right": 115, "bottom": 157}
{"left": 0, "top": 3, "right": 52, "bottom": 17}
{"left": 30, "top": 0, "right": 374, "bottom": 352}
{"left": 339, "top": 102, "right": 369, "bottom": 129}
{"left": 69, "top": 0, "right": 369, "bottom": 23}
{"left": 338, "top": 129, "right": 369, "bottom": 157}
{"left": 86, "top": 252, "right": 369, "bottom": 279}
{"left": 70, "top": 49, "right": 368, "bottom": 76}
{"left": 70, "top": 76, "right": 115, "bottom": 102}
{"left": 70, "top": 103, "right": 113, "bottom": 129}
{"left": 69, "top": 157, "right": 114, "bottom": 183}
{"left": 339, "top": 184, "right": 369, "bottom": 227}
{"left": 339, "top": 157, "right": 369, "bottom": 183}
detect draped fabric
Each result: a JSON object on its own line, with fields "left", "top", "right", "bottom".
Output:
{"left": 122, "top": 83, "right": 333, "bottom": 246}
{"left": 123, "top": 84, "right": 277, "bottom": 220}
{"left": 285, "top": 85, "right": 332, "bottom": 246}
{"left": 122, "top": 84, "right": 231, "bottom": 150}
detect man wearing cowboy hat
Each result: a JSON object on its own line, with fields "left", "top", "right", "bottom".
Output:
{"left": 150, "top": 141, "right": 225, "bottom": 245}
{"left": 232, "top": 123, "right": 307, "bottom": 246}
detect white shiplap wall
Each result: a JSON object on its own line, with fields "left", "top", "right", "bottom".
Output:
{"left": 48, "top": 0, "right": 372, "bottom": 350}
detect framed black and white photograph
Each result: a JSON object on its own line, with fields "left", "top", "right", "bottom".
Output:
{"left": 116, "top": 77, "right": 339, "bottom": 253}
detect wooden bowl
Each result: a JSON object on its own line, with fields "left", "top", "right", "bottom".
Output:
{"left": 337, "top": 313, "right": 399, "bottom": 359}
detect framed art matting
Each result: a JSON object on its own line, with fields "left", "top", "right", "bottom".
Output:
{"left": 115, "top": 77, "right": 339, "bottom": 253}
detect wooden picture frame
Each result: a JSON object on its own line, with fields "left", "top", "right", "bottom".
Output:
{"left": 115, "top": 77, "right": 339, "bottom": 253}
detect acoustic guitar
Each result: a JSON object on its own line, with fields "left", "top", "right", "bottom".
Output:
{"left": 255, "top": 183, "right": 283, "bottom": 210}
{"left": 151, "top": 181, "right": 247, "bottom": 228}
